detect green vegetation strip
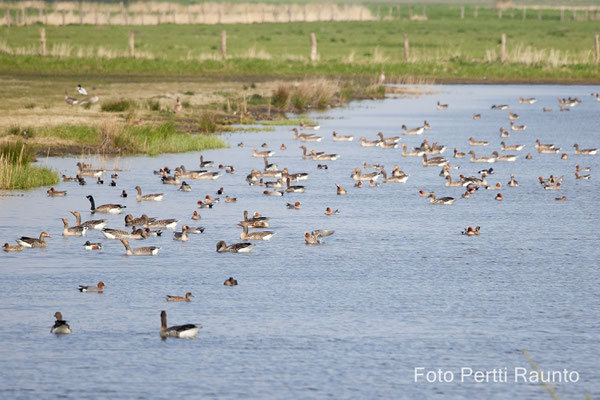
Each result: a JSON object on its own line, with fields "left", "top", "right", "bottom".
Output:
{"left": 0, "top": 142, "right": 59, "bottom": 190}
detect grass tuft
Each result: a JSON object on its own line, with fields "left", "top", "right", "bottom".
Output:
{"left": 101, "top": 99, "right": 135, "bottom": 112}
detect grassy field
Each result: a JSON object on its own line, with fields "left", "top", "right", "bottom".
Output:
{"left": 0, "top": 5, "right": 599, "bottom": 82}
{"left": 0, "top": 142, "right": 59, "bottom": 190}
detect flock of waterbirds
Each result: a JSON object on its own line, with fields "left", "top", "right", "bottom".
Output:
{"left": 6, "top": 89, "right": 598, "bottom": 338}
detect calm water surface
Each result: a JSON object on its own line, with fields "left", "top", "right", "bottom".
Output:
{"left": 1, "top": 85, "right": 599, "bottom": 399}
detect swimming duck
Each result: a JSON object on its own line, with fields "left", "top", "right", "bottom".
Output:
{"left": 120, "top": 239, "right": 159, "bottom": 256}
{"left": 468, "top": 137, "right": 489, "bottom": 146}
{"left": 453, "top": 148, "right": 466, "bottom": 158}
{"left": 500, "top": 127, "right": 510, "bottom": 137}
{"left": 494, "top": 193, "right": 503, "bottom": 201}
{"left": 61, "top": 218, "right": 87, "bottom": 237}
{"left": 287, "top": 201, "right": 301, "bottom": 209}
{"left": 120, "top": 190, "right": 127, "bottom": 198}
{"left": 317, "top": 164, "right": 328, "bottom": 169}
{"left": 418, "top": 190, "right": 434, "bottom": 198}
{"left": 83, "top": 241, "right": 102, "bottom": 250}
{"left": 363, "top": 162, "right": 384, "bottom": 170}
{"left": 47, "top": 187, "right": 67, "bottom": 197}
{"left": 191, "top": 211, "right": 201, "bottom": 221}
{"left": 161, "top": 172, "right": 181, "bottom": 185}
{"left": 280, "top": 144, "right": 287, "bottom": 150}
{"left": 238, "top": 222, "right": 275, "bottom": 241}
{"left": 544, "top": 182, "right": 562, "bottom": 190}
{"left": 108, "top": 180, "right": 117, "bottom": 187}
{"left": 436, "top": 101, "right": 448, "bottom": 110}
{"left": 381, "top": 169, "right": 408, "bottom": 183}
{"left": 224, "top": 195, "right": 237, "bottom": 203}
{"left": 555, "top": 196, "right": 567, "bottom": 201}
{"left": 336, "top": 184, "right": 347, "bottom": 195}
{"left": 102, "top": 227, "right": 147, "bottom": 240}
{"left": 324, "top": 208, "right": 339, "bottom": 216}
{"left": 199, "top": 155, "right": 214, "bottom": 168}
{"left": 135, "top": 186, "right": 164, "bottom": 202}
{"left": 510, "top": 121, "right": 527, "bottom": 131}
{"left": 332, "top": 131, "right": 354, "bottom": 141}
{"left": 179, "top": 181, "right": 192, "bottom": 192}
{"left": 263, "top": 189, "right": 284, "bottom": 196}
{"left": 304, "top": 230, "right": 335, "bottom": 245}
{"left": 224, "top": 277, "right": 238, "bottom": 286}
{"left": 144, "top": 228, "right": 162, "bottom": 237}
{"left": 491, "top": 151, "right": 517, "bottom": 162}
{"left": 173, "top": 226, "right": 190, "bottom": 242}
{"left": 462, "top": 226, "right": 480, "bottom": 236}
{"left": 17, "top": 232, "right": 51, "bottom": 248}
{"left": 78, "top": 282, "right": 105, "bottom": 292}
{"left": 574, "top": 172, "right": 591, "bottom": 180}
{"left": 426, "top": 193, "right": 455, "bottom": 205}
{"left": 241, "top": 210, "right": 270, "bottom": 228}
{"left": 484, "top": 182, "right": 502, "bottom": 190}
{"left": 86, "top": 195, "right": 126, "bottom": 214}
{"left": 197, "top": 200, "right": 213, "bottom": 208}
{"left": 561, "top": 153, "right": 568, "bottom": 160}
{"left": 401, "top": 125, "right": 424, "bottom": 135}
{"left": 3, "top": 243, "right": 23, "bottom": 252}
{"left": 261, "top": 143, "right": 268, "bottom": 148}
{"left": 491, "top": 104, "right": 508, "bottom": 110}
{"left": 468, "top": 151, "right": 496, "bottom": 163}
{"left": 51, "top": 312, "right": 71, "bottom": 334}
{"left": 282, "top": 169, "right": 309, "bottom": 181}
{"left": 159, "top": 310, "right": 200, "bottom": 339}
{"left": 573, "top": 144, "right": 598, "bottom": 155}
{"left": 473, "top": 113, "right": 481, "bottom": 120}
{"left": 70, "top": 211, "right": 106, "bottom": 230}
{"left": 369, "top": 179, "right": 379, "bottom": 187}
{"left": 576, "top": 164, "right": 591, "bottom": 172}
{"left": 166, "top": 292, "right": 193, "bottom": 302}
{"left": 62, "top": 175, "right": 78, "bottom": 182}
{"left": 358, "top": 137, "right": 381, "bottom": 147}
{"left": 354, "top": 181, "right": 363, "bottom": 188}
{"left": 216, "top": 241, "right": 255, "bottom": 253}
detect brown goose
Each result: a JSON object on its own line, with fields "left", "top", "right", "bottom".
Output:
{"left": 17, "top": 232, "right": 51, "bottom": 248}
{"left": 70, "top": 211, "right": 106, "bottom": 230}
{"left": 159, "top": 310, "right": 200, "bottom": 339}
{"left": 86, "top": 195, "right": 126, "bottom": 214}
{"left": 135, "top": 186, "right": 164, "bottom": 202}
{"left": 238, "top": 222, "right": 275, "bottom": 241}
{"left": 120, "top": 239, "right": 160, "bottom": 256}
{"left": 61, "top": 218, "right": 87, "bottom": 237}
{"left": 216, "top": 241, "right": 255, "bottom": 253}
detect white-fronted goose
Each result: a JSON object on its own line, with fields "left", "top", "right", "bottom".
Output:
{"left": 238, "top": 222, "right": 275, "bottom": 241}
{"left": 216, "top": 241, "right": 254, "bottom": 253}
{"left": 61, "top": 218, "right": 87, "bottom": 237}
{"left": 538, "top": 147, "right": 560, "bottom": 154}
{"left": 166, "top": 292, "right": 193, "bottom": 302}
{"left": 120, "top": 239, "right": 159, "bottom": 256}
{"left": 573, "top": 144, "right": 598, "bottom": 155}
{"left": 292, "top": 128, "right": 318, "bottom": 140}
{"left": 135, "top": 186, "right": 164, "bottom": 202}
{"left": 79, "top": 282, "right": 105, "bottom": 292}
{"left": 17, "top": 232, "right": 51, "bottom": 248}
{"left": 535, "top": 139, "right": 556, "bottom": 149}
{"left": 64, "top": 90, "right": 78, "bottom": 106}
{"left": 311, "top": 149, "right": 340, "bottom": 160}
{"left": 51, "top": 312, "right": 71, "bottom": 334}
{"left": 47, "top": 187, "right": 67, "bottom": 197}
{"left": 160, "top": 310, "right": 200, "bottom": 339}
{"left": 332, "top": 131, "right": 354, "bottom": 141}
{"left": 86, "top": 195, "right": 126, "bottom": 214}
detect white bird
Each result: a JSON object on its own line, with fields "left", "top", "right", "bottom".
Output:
{"left": 77, "top": 84, "right": 88, "bottom": 96}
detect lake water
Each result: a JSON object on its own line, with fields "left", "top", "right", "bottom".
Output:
{"left": 1, "top": 85, "right": 598, "bottom": 399}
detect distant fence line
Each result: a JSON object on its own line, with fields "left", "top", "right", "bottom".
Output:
{"left": 0, "top": 2, "right": 377, "bottom": 26}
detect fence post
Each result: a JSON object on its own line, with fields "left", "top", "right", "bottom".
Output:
{"left": 460, "top": 6, "right": 464, "bottom": 19}
{"left": 40, "top": 28, "right": 47, "bottom": 56}
{"left": 220, "top": 30, "right": 227, "bottom": 60}
{"left": 404, "top": 33, "right": 409, "bottom": 61}
{"left": 128, "top": 31, "right": 135, "bottom": 57}
{"left": 595, "top": 34, "right": 599, "bottom": 64}
{"left": 310, "top": 32, "right": 317, "bottom": 62}
{"left": 501, "top": 33, "right": 506, "bottom": 63}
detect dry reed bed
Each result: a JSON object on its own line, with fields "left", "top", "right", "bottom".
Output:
{"left": 2, "top": 2, "right": 375, "bottom": 26}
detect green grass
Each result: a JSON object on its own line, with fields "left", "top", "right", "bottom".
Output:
{"left": 262, "top": 117, "right": 316, "bottom": 126}
{"left": 0, "top": 142, "right": 59, "bottom": 190}
{"left": 101, "top": 99, "right": 135, "bottom": 112}
{"left": 0, "top": 9, "right": 599, "bottom": 82}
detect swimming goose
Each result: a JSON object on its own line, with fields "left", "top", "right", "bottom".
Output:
{"left": 573, "top": 144, "right": 598, "bottom": 155}
{"left": 299, "top": 145, "right": 317, "bottom": 160}
{"left": 173, "top": 226, "right": 190, "bottom": 241}
{"left": 161, "top": 172, "right": 181, "bottom": 185}
{"left": 64, "top": 90, "right": 78, "bottom": 106}
{"left": 351, "top": 168, "right": 380, "bottom": 181}
{"left": 225, "top": 196, "right": 237, "bottom": 203}
{"left": 468, "top": 137, "right": 489, "bottom": 146}
{"left": 401, "top": 125, "right": 424, "bottom": 135}
{"left": 160, "top": 310, "right": 200, "bottom": 339}
{"left": 574, "top": 172, "right": 591, "bottom": 180}
{"left": 125, "top": 214, "right": 149, "bottom": 227}
{"left": 558, "top": 97, "right": 581, "bottom": 107}
{"left": 508, "top": 112, "right": 519, "bottom": 121}
{"left": 292, "top": 128, "right": 318, "bottom": 140}
{"left": 500, "top": 127, "right": 510, "bottom": 137}
{"left": 199, "top": 155, "right": 214, "bottom": 168}
{"left": 238, "top": 222, "right": 275, "bottom": 241}
{"left": 426, "top": 193, "right": 456, "bottom": 205}
{"left": 135, "top": 186, "right": 164, "bottom": 202}
{"left": 216, "top": 241, "right": 255, "bottom": 253}
{"left": 491, "top": 151, "right": 517, "bottom": 162}
{"left": 445, "top": 175, "right": 466, "bottom": 187}
{"left": 166, "top": 292, "right": 193, "bottom": 302}
{"left": 102, "top": 228, "right": 147, "bottom": 240}
{"left": 336, "top": 184, "right": 347, "bottom": 195}
{"left": 78, "top": 282, "right": 105, "bottom": 292}
{"left": 507, "top": 174, "right": 519, "bottom": 187}
{"left": 86, "top": 195, "right": 126, "bottom": 214}
{"left": 179, "top": 181, "right": 192, "bottom": 192}
{"left": 299, "top": 134, "right": 322, "bottom": 142}
{"left": 17, "top": 232, "right": 51, "bottom": 248}
{"left": 358, "top": 137, "right": 381, "bottom": 147}
{"left": 61, "top": 218, "right": 87, "bottom": 237}
{"left": 51, "top": 312, "right": 71, "bottom": 334}
{"left": 510, "top": 121, "right": 527, "bottom": 131}
{"left": 300, "top": 122, "right": 320, "bottom": 130}
{"left": 83, "top": 241, "right": 102, "bottom": 250}
{"left": 242, "top": 210, "right": 270, "bottom": 228}
{"left": 428, "top": 142, "right": 446, "bottom": 154}
{"left": 194, "top": 171, "right": 220, "bottom": 180}
{"left": 576, "top": 164, "right": 591, "bottom": 172}
{"left": 377, "top": 132, "right": 400, "bottom": 143}
{"left": 76, "top": 163, "right": 105, "bottom": 177}
{"left": 423, "top": 120, "right": 432, "bottom": 130}
{"left": 263, "top": 157, "right": 278, "bottom": 172}
{"left": 3, "top": 243, "right": 23, "bottom": 252}
{"left": 473, "top": 113, "right": 481, "bottom": 120}
{"left": 47, "top": 187, "right": 67, "bottom": 197}
{"left": 120, "top": 239, "right": 159, "bottom": 256}
{"left": 70, "top": 211, "right": 106, "bottom": 230}
{"left": 501, "top": 142, "right": 524, "bottom": 151}
{"left": 224, "top": 277, "right": 238, "bottom": 286}
{"left": 325, "top": 208, "right": 340, "bottom": 215}
{"left": 146, "top": 218, "right": 178, "bottom": 230}
{"left": 555, "top": 196, "right": 567, "bottom": 201}
{"left": 537, "top": 147, "right": 560, "bottom": 154}
{"left": 453, "top": 148, "right": 466, "bottom": 158}
{"left": 402, "top": 144, "right": 425, "bottom": 157}
{"left": 187, "top": 226, "right": 205, "bottom": 234}
{"left": 460, "top": 173, "right": 488, "bottom": 186}
{"left": 381, "top": 169, "right": 408, "bottom": 183}
{"left": 285, "top": 178, "right": 305, "bottom": 193}
{"left": 379, "top": 141, "right": 398, "bottom": 149}
{"left": 332, "top": 131, "right": 354, "bottom": 141}
{"left": 468, "top": 151, "right": 496, "bottom": 163}
{"left": 519, "top": 96, "right": 537, "bottom": 104}
{"left": 265, "top": 179, "right": 283, "bottom": 188}
{"left": 439, "top": 164, "right": 451, "bottom": 178}
{"left": 311, "top": 149, "right": 340, "bottom": 160}
{"left": 286, "top": 201, "right": 301, "bottom": 209}
{"left": 436, "top": 101, "right": 448, "bottom": 110}
{"left": 491, "top": 104, "right": 509, "bottom": 110}
{"left": 544, "top": 182, "right": 562, "bottom": 190}
{"left": 304, "top": 230, "right": 335, "bottom": 245}
{"left": 535, "top": 139, "right": 557, "bottom": 150}
{"left": 422, "top": 155, "right": 447, "bottom": 167}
